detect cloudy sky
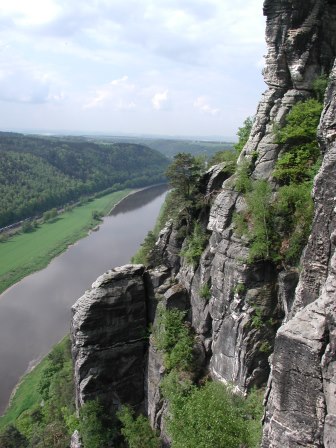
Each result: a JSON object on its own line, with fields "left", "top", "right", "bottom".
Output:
{"left": 0, "top": 0, "right": 267, "bottom": 139}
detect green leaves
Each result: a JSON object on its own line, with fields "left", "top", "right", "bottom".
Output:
{"left": 79, "top": 400, "right": 114, "bottom": 448}
{"left": 117, "top": 406, "right": 160, "bottom": 448}
{"left": 276, "top": 99, "right": 323, "bottom": 146}
{"left": 246, "top": 180, "right": 273, "bottom": 262}
{"left": 154, "top": 308, "right": 194, "bottom": 371}
{"left": 180, "top": 222, "right": 208, "bottom": 267}
{"left": 234, "top": 116, "right": 254, "bottom": 154}
{"left": 166, "top": 152, "right": 203, "bottom": 200}
{"left": 161, "top": 378, "right": 263, "bottom": 448}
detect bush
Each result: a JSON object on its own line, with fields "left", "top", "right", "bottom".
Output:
{"left": 0, "top": 425, "right": 28, "bottom": 448}
{"left": 312, "top": 74, "right": 329, "bottom": 102}
{"left": 12, "top": 337, "right": 76, "bottom": 448}
{"left": 276, "top": 99, "right": 323, "bottom": 146}
{"left": 131, "top": 230, "right": 157, "bottom": 265}
{"left": 274, "top": 182, "right": 314, "bottom": 264}
{"left": 246, "top": 180, "right": 274, "bottom": 262}
{"left": 209, "top": 149, "right": 238, "bottom": 173}
{"left": 161, "top": 374, "right": 263, "bottom": 448}
{"left": 235, "top": 159, "right": 252, "bottom": 193}
{"left": 234, "top": 116, "right": 253, "bottom": 154}
{"left": 117, "top": 406, "right": 160, "bottom": 448}
{"left": 79, "top": 400, "right": 114, "bottom": 448}
{"left": 180, "top": 222, "right": 208, "bottom": 267}
{"left": 92, "top": 210, "right": 103, "bottom": 221}
{"left": 154, "top": 308, "right": 194, "bottom": 371}
{"left": 199, "top": 283, "right": 211, "bottom": 301}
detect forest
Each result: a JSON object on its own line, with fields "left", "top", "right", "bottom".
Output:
{"left": 0, "top": 132, "right": 169, "bottom": 227}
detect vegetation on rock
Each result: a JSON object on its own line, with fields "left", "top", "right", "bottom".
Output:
{"left": 161, "top": 371, "right": 263, "bottom": 448}
{"left": 117, "top": 406, "right": 160, "bottom": 448}
{"left": 154, "top": 307, "right": 194, "bottom": 371}
{"left": 233, "top": 84, "right": 325, "bottom": 265}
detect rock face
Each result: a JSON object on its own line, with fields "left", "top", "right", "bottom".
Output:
{"left": 242, "top": 0, "right": 336, "bottom": 180}
{"left": 71, "top": 265, "right": 148, "bottom": 410}
{"left": 261, "top": 63, "right": 336, "bottom": 448}
{"left": 70, "top": 1, "right": 336, "bottom": 447}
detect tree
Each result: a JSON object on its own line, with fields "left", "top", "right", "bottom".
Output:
{"left": 0, "top": 425, "right": 28, "bottom": 448}
{"left": 79, "top": 400, "right": 114, "bottom": 448}
{"left": 234, "top": 116, "right": 253, "bottom": 154}
{"left": 166, "top": 153, "right": 203, "bottom": 200}
{"left": 117, "top": 406, "right": 160, "bottom": 448}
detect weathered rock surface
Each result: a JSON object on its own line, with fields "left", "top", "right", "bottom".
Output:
{"left": 262, "top": 62, "right": 336, "bottom": 448}
{"left": 70, "top": 430, "right": 82, "bottom": 448}
{"left": 71, "top": 264, "right": 147, "bottom": 410}
{"left": 242, "top": 0, "right": 336, "bottom": 180}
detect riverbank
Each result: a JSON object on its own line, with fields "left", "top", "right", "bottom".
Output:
{"left": 0, "top": 189, "right": 132, "bottom": 295}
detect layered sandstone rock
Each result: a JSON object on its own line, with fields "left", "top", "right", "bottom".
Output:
{"left": 71, "top": 265, "right": 147, "bottom": 410}
{"left": 262, "top": 62, "right": 336, "bottom": 448}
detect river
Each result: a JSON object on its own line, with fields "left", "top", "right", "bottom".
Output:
{"left": 0, "top": 185, "right": 168, "bottom": 415}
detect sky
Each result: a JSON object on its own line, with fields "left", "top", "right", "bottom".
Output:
{"left": 0, "top": 0, "right": 267, "bottom": 139}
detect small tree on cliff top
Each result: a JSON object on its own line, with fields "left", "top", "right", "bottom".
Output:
{"left": 166, "top": 153, "right": 203, "bottom": 200}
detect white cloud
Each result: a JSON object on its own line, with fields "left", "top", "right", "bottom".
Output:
{"left": 0, "top": 0, "right": 60, "bottom": 26}
{"left": 0, "top": 0, "right": 267, "bottom": 137}
{"left": 152, "top": 90, "right": 169, "bottom": 110}
{"left": 193, "top": 96, "right": 220, "bottom": 116}
{"left": 83, "top": 76, "right": 136, "bottom": 109}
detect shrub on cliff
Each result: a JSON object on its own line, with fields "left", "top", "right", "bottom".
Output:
{"left": 154, "top": 308, "right": 194, "bottom": 371}
{"left": 117, "top": 406, "right": 160, "bottom": 448}
{"left": 160, "top": 372, "right": 263, "bottom": 448}
{"left": 235, "top": 116, "right": 254, "bottom": 154}
{"left": 180, "top": 222, "right": 208, "bottom": 267}
{"left": 79, "top": 400, "right": 114, "bottom": 448}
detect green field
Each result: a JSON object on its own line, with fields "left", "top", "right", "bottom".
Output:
{"left": 0, "top": 339, "right": 63, "bottom": 430}
{"left": 0, "top": 336, "right": 72, "bottom": 433}
{"left": 0, "top": 189, "right": 132, "bottom": 294}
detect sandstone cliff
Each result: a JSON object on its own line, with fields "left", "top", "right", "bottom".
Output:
{"left": 71, "top": 1, "right": 336, "bottom": 447}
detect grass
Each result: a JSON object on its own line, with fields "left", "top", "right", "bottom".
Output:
{"left": 0, "top": 336, "right": 69, "bottom": 430}
{"left": 0, "top": 189, "right": 132, "bottom": 294}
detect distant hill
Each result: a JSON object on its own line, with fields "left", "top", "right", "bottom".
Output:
{"left": 83, "top": 135, "right": 235, "bottom": 159}
{"left": 0, "top": 132, "right": 169, "bottom": 227}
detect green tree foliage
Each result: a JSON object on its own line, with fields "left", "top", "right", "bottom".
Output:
{"left": 131, "top": 230, "right": 157, "bottom": 265}
{"left": 11, "top": 338, "right": 77, "bottom": 448}
{"left": 208, "top": 149, "right": 238, "bottom": 173}
{"left": 274, "top": 99, "right": 322, "bottom": 184}
{"left": 180, "top": 222, "right": 208, "bottom": 267}
{"left": 154, "top": 308, "right": 194, "bottom": 371}
{"left": 160, "top": 372, "right": 263, "bottom": 448}
{"left": 274, "top": 182, "right": 314, "bottom": 264}
{"left": 0, "top": 425, "right": 28, "bottom": 448}
{"left": 235, "top": 159, "right": 253, "bottom": 193}
{"left": 234, "top": 116, "right": 253, "bottom": 154}
{"left": 79, "top": 400, "right": 114, "bottom": 448}
{"left": 165, "top": 152, "right": 203, "bottom": 200}
{"left": 117, "top": 406, "right": 160, "bottom": 448}
{"left": 276, "top": 99, "right": 322, "bottom": 146}
{"left": 312, "top": 74, "right": 329, "bottom": 102}
{"left": 0, "top": 133, "right": 169, "bottom": 227}
{"left": 246, "top": 180, "right": 273, "bottom": 262}
{"left": 272, "top": 96, "right": 324, "bottom": 264}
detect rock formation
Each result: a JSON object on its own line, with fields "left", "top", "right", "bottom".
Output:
{"left": 71, "top": 0, "right": 336, "bottom": 446}
{"left": 72, "top": 265, "right": 148, "bottom": 410}
{"left": 261, "top": 62, "right": 336, "bottom": 448}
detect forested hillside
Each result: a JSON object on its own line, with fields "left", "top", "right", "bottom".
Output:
{"left": 0, "top": 132, "right": 168, "bottom": 227}
{"left": 86, "top": 135, "right": 234, "bottom": 159}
